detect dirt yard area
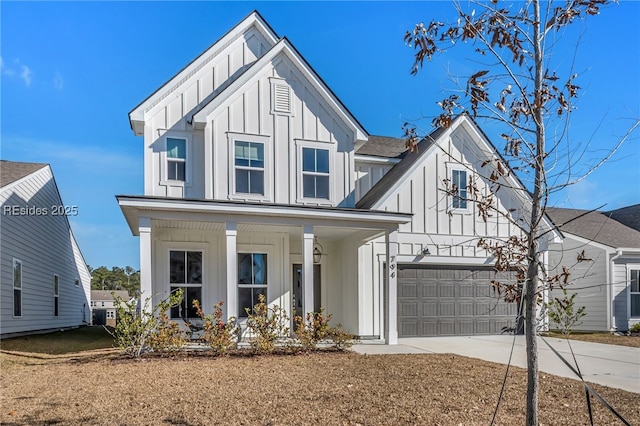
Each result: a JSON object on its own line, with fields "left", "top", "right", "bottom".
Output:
{"left": 1, "top": 349, "right": 638, "bottom": 425}
{"left": 542, "top": 332, "right": 640, "bottom": 348}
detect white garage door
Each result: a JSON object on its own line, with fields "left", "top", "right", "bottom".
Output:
{"left": 398, "top": 265, "right": 518, "bottom": 337}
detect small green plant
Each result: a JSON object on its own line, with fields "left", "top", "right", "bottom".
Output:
{"left": 546, "top": 288, "right": 587, "bottom": 336}
{"left": 192, "top": 300, "right": 239, "bottom": 354}
{"left": 147, "top": 304, "right": 187, "bottom": 352}
{"left": 111, "top": 289, "right": 185, "bottom": 358}
{"left": 327, "top": 323, "right": 358, "bottom": 351}
{"left": 245, "top": 293, "right": 290, "bottom": 354}
{"left": 630, "top": 323, "right": 640, "bottom": 334}
{"left": 294, "top": 309, "right": 331, "bottom": 350}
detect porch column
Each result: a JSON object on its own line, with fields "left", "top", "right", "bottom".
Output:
{"left": 225, "top": 222, "right": 238, "bottom": 321}
{"left": 139, "top": 217, "right": 152, "bottom": 314}
{"left": 385, "top": 229, "right": 399, "bottom": 344}
{"left": 302, "top": 225, "right": 314, "bottom": 316}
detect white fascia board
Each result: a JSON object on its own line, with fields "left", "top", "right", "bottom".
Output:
{"left": 354, "top": 155, "right": 401, "bottom": 165}
{"left": 118, "top": 196, "right": 411, "bottom": 235}
{"left": 192, "top": 39, "right": 368, "bottom": 140}
{"left": 128, "top": 12, "right": 279, "bottom": 131}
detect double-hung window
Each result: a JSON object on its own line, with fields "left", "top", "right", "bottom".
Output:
{"left": 238, "top": 253, "right": 268, "bottom": 317}
{"left": 451, "top": 169, "right": 468, "bottom": 209}
{"left": 302, "top": 147, "right": 330, "bottom": 199}
{"left": 631, "top": 269, "right": 640, "bottom": 317}
{"left": 169, "top": 250, "right": 203, "bottom": 320}
{"left": 53, "top": 275, "right": 59, "bottom": 317}
{"left": 235, "top": 141, "right": 265, "bottom": 195}
{"left": 167, "top": 137, "right": 187, "bottom": 181}
{"left": 13, "top": 259, "right": 22, "bottom": 317}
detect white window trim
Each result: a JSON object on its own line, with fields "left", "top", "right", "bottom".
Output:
{"left": 237, "top": 244, "right": 274, "bottom": 319}
{"left": 53, "top": 274, "right": 59, "bottom": 317}
{"left": 13, "top": 258, "right": 22, "bottom": 318}
{"left": 295, "top": 139, "right": 335, "bottom": 206}
{"left": 269, "top": 77, "right": 294, "bottom": 116}
{"left": 627, "top": 264, "right": 640, "bottom": 319}
{"left": 160, "top": 132, "right": 193, "bottom": 187}
{"left": 162, "top": 242, "right": 209, "bottom": 320}
{"left": 227, "top": 132, "right": 272, "bottom": 202}
{"left": 445, "top": 162, "right": 470, "bottom": 213}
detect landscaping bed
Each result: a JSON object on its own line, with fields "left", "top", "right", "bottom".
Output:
{"left": 1, "top": 349, "right": 638, "bottom": 425}
{"left": 542, "top": 331, "right": 640, "bottom": 348}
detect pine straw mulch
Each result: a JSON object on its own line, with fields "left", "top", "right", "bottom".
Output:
{"left": 1, "top": 349, "right": 638, "bottom": 426}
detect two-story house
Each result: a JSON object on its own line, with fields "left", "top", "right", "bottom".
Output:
{"left": 118, "top": 11, "right": 559, "bottom": 343}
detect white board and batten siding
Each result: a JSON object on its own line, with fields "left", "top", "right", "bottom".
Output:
{"left": 1, "top": 166, "right": 91, "bottom": 337}
{"left": 144, "top": 26, "right": 273, "bottom": 199}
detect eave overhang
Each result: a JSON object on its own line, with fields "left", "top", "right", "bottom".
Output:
{"left": 117, "top": 195, "right": 412, "bottom": 236}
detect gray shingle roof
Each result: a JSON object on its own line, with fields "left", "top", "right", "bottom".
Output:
{"left": 0, "top": 160, "right": 47, "bottom": 188}
{"left": 546, "top": 207, "right": 640, "bottom": 249}
{"left": 91, "top": 290, "right": 131, "bottom": 302}
{"left": 356, "top": 135, "right": 408, "bottom": 159}
{"left": 606, "top": 204, "right": 640, "bottom": 232}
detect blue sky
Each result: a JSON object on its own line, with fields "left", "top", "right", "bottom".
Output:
{"left": 2, "top": 1, "right": 638, "bottom": 270}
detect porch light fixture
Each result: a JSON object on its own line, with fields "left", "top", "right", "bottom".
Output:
{"left": 313, "top": 237, "right": 323, "bottom": 263}
{"left": 422, "top": 247, "right": 431, "bottom": 256}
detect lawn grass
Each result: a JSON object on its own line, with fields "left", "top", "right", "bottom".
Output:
{"left": 0, "top": 326, "right": 115, "bottom": 354}
{"left": 542, "top": 331, "right": 640, "bottom": 348}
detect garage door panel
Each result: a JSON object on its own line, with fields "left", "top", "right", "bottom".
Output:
{"left": 398, "top": 265, "right": 517, "bottom": 337}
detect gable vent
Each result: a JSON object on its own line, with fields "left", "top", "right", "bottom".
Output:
{"left": 272, "top": 82, "right": 291, "bottom": 114}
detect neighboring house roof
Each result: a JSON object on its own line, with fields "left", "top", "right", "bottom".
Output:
{"left": 356, "top": 136, "right": 408, "bottom": 159}
{"left": 91, "top": 290, "right": 130, "bottom": 302}
{"left": 546, "top": 207, "right": 640, "bottom": 249}
{"left": 606, "top": 204, "right": 640, "bottom": 232}
{"left": 0, "top": 160, "right": 47, "bottom": 188}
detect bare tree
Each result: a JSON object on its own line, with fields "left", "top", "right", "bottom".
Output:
{"left": 403, "top": 1, "right": 637, "bottom": 425}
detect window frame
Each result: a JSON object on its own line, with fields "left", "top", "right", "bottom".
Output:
{"left": 446, "top": 163, "right": 470, "bottom": 212}
{"left": 629, "top": 266, "right": 640, "bottom": 319}
{"left": 227, "top": 133, "right": 271, "bottom": 202}
{"left": 168, "top": 249, "right": 204, "bottom": 321}
{"left": 237, "top": 252, "right": 269, "bottom": 318}
{"left": 13, "top": 258, "right": 22, "bottom": 318}
{"left": 53, "top": 274, "right": 59, "bottom": 317}
{"left": 160, "top": 133, "right": 192, "bottom": 187}
{"left": 295, "top": 139, "right": 335, "bottom": 206}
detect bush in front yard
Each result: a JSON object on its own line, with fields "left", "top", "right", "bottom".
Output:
{"left": 245, "top": 293, "right": 290, "bottom": 354}
{"left": 294, "top": 309, "right": 331, "bottom": 350}
{"left": 192, "top": 300, "right": 240, "bottom": 354}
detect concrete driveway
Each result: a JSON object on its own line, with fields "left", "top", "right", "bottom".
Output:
{"left": 352, "top": 335, "right": 640, "bottom": 393}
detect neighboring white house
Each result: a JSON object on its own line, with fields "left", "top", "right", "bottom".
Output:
{"left": 118, "top": 11, "right": 559, "bottom": 343}
{"left": 547, "top": 207, "right": 640, "bottom": 332}
{"left": 1, "top": 160, "right": 92, "bottom": 338}
{"left": 91, "top": 290, "right": 130, "bottom": 327}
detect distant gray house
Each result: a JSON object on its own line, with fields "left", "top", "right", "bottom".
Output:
{"left": 91, "top": 290, "right": 130, "bottom": 327}
{"left": 0, "top": 160, "right": 92, "bottom": 338}
{"left": 547, "top": 207, "right": 640, "bottom": 332}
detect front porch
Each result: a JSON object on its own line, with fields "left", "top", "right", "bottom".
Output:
{"left": 118, "top": 196, "right": 411, "bottom": 343}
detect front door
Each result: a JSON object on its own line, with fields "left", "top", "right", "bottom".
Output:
{"left": 292, "top": 264, "right": 321, "bottom": 317}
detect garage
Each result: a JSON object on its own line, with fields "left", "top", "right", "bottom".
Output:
{"left": 397, "top": 265, "right": 518, "bottom": 337}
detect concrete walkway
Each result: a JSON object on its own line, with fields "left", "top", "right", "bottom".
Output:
{"left": 352, "top": 335, "right": 640, "bottom": 393}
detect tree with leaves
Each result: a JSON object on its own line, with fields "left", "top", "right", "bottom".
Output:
{"left": 404, "top": 1, "right": 637, "bottom": 424}
{"left": 89, "top": 265, "right": 140, "bottom": 296}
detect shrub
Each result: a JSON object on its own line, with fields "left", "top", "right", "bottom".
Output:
{"left": 630, "top": 323, "right": 640, "bottom": 334}
{"left": 545, "top": 288, "right": 586, "bottom": 336}
{"left": 111, "top": 289, "right": 185, "bottom": 358}
{"left": 327, "top": 324, "right": 358, "bottom": 351}
{"left": 192, "top": 300, "right": 239, "bottom": 354}
{"left": 245, "top": 293, "right": 290, "bottom": 354}
{"left": 294, "top": 309, "right": 331, "bottom": 350}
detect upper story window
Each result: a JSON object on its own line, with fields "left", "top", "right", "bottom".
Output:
{"left": 302, "top": 148, "right": 330, "bottom": 199}
{"left": 451, "top": 169, "right": 468, "bottom": 209}
{"left": 235, "top": 141, "right": 265, "bottom": 195}
{"left": 13, "top": 259, "right": 22, "bottom": 317}
{"left": 167, "top": 138, "right": 187, "bottom": 181}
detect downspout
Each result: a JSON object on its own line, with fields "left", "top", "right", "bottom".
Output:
{"left": 609, "top": 249, "right": 623, "bottom": 332}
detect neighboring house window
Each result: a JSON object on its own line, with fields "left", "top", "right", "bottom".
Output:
{"left": 631, "top": 269, "right": 640, "bottom": 317}
{"left": 302, "top": 148, "right": 330, "bottom": 199}
{"left": 75, "top": 278, "right": 80, "bottom": 287}
{"left": 235, "top": 141, "right": 264, "bottom": 195}
{"left": 101, "top": 302, "right": 105, "bottom": 307}
{"left": 451, "top": 169, "right": 468, "bottom": 209}
{"left": 167, "top": 137, "right": 187, "bottom": 181}
{"left": 13, "top": 259, "right": 22, "bottom": 317}
{"left": 53, "top": 275, "right": 59, "bottom": 317}
{"left": 238, "top": 253, "right": 267, "bottom": 318}
{"left": 107, "top": 311, "right": 115, "bottom": 319}
{"left": 169, "top": 250, "right": 203, "bottom": 320}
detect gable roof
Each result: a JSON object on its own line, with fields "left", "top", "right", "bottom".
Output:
{"left": 606, "top": 204, "right": 640, "bottom": 232}
{"left": 191, "top": 36, "right": 368, "bottom": 140}
{"left": 91, "top": 290, "right": 131, "bottom": 302}
{"left": 128, "top": 10, "right": 279, "bottom": 134}
{"left": 0, "top": 160, "right": 47, "bottom": 188}
{"left": 546, "top": 207, "right": 640, "bottom": 249}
